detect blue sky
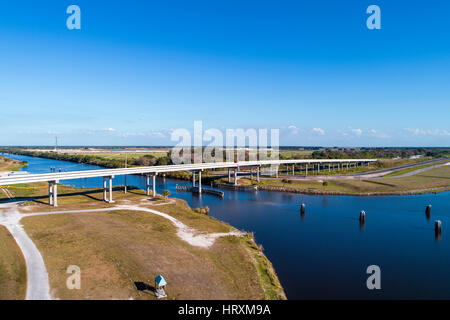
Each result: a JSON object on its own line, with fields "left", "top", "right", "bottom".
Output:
{"left": 0, "top": 0, "right": 449, "bottom": 146}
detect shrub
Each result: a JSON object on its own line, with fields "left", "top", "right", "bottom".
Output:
{"left": 162, "top": 190, "right": 170, "bottom": 200}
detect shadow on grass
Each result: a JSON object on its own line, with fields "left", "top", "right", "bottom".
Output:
{"left": 362, "top": 180, "right": 397, "bottom": 187}
{"left": 419, "top": 175, "right": 450, "bottom": 180}
{"left": 134, "top": 281, "right": 156, "bottom": 295}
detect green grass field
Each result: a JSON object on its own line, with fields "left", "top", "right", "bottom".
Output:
{"left": 0, "top": 156, "right": 26, "bottom": 172}
{"left": 0, "top": 185, "right": 285, "bottom": 300}
{"left": 228, "top": 164, "right": 450, "bottom": 195}
{"left": 0, "top": 226, "right": 27, "bottom": 300}
{"left": 76, "top": 152, "right": 168, "bottom": 162}
{"left": 20, "top": 192, "right": 285, "bottom": 300}
{"left": 382, "top": 159, "right": 449, "bottom": 177}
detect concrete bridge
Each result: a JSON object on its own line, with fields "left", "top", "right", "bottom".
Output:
{"left": 0, "top": 159, "right": 377, "bottom": 206}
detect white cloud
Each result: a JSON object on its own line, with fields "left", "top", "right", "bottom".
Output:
{"left": 312, "top": 127, "right": 325, "bottom": 136}
{"left": 351, "top": 128, "right": 362, "bottom": 136}
{"left": 287, "top": 125, "right": 299, "bottom": 134}
{"left": 370, "top": 129, "right": 389, "bottom": 139}
{"left": 404, "top": 128, "right": 450, "bottom": 136}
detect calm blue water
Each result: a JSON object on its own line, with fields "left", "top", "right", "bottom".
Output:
{"left": 3, "top": 153, "right": 450, "bottom": 299}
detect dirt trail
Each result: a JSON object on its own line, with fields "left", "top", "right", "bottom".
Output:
{"left": 28, "top": 205, "right": 245, "bottom": 248}
{"left": 0, "top": 202, "right": 245, "bottom": 299}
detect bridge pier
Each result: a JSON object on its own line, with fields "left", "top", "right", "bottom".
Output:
{"left": 103, "top": 177, "right": 107, "bottom": 201}
{"left": 48, "top": 181, "right": 59, "bottom": 207}
{"left": 257, "top": 166, "right": 260, "bottom": 182}
{"left": 145, "top": 174, "right": 156, "bottom": 197}
{"left": 192, "top": 171, "right": 196, "bottom": 187}
{"left": 292, "top": 164, "right": 295, "bottom": 175}
{"left": 305, "top": 163, "right": 308, "bottom": 176}
{"left": 108, "top": 176, "right": 114, "bottom": 203}
{"left": 198, "top": 170, "right": 202, "bottom": 194}
{"left": 146, "top": 175, "right": 150, "bottom": 196}
{"left": 48, "top": 182, "right": 53, "bottom": 206}
{"left": 228, "top": 168, "right": 231, "bottom": 183}
{"left": 53, "top": 182, "right": 58, "bottom": 207}
{"left": 234, "top": 169, "right": 238, "bottom": 186}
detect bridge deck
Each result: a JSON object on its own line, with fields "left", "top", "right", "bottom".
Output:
{"left": 0, "top": 159, "right": 377, "bottom": 185}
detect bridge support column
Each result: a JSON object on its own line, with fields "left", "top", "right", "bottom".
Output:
{"left": 53, "top": 182, "right": 58, "bottom": 207}
{"left": 257, "top": 166, "right": 260, "bottom": 182}
{"left": 48, "top": 181, "right": 58, "bottom": 207}
{"left": 146, "top": 175, "right": 150, "bottom": 196}
{"left": 276, "top": 165, "right": 279, "bottom": 178}
{"left": 192, "top": 171, "right": 196, "bottom": 187}
{"left": 103, "top": 177, "right": 107, "bottom": 201}
{"left": 234, "top": 169, "right": 238, "bottom": 186}
{"left": 198, "top": 171, "right": 202, "bottom": 194}
{"left": 152, "top": 173, "right": 156, "bottom": 197}
{"left": 318, "top": 163, "right": 320, "bottom": 174}
{"left": 124, "top": 175, "right": 127, "bottom": 194}
{"left": 48, "top": 182, "right": 53, "bottom": 206}
{"left": 305, "top": 164, "right": 308, "bottom": 176}
{"left": 292, "top": 164, "right": 295, "bottom": 175}
{"left": 250, "top": 168, "right": 253, "bottom": 181}
{"left": 108, "top": 176, "right": 114, "bottom": 203}
{"left": 228, "top": 168, "right": 231, "bottom": 183}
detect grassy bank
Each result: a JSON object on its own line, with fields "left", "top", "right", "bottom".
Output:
{"left": 382, "top": 159, "right": 449, "bottom": 177}
{"left": 0, "top": 156, "right": 27, "bottom": 172}
{"left": 221, "top": 164, "right": 450, "bottom": 195}
{"left": 0, "top": 226, "right": 27, "bottom": 300}
{"left": 2, "top": 185, "right": 286, "bottom": 300}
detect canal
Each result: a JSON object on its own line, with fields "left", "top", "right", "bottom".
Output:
{"left": 2, "top": 153, "right": 450, "bottom": 299}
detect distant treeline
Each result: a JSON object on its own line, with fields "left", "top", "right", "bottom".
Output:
{"left": 1, "top": 147, "right": 448, "bottom": 169}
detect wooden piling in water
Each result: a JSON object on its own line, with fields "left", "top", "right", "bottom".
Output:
{"left": 359, "top": 210, "right": 366, "bottom": 223}
{"left": 435, "top": 220, "right": 442, "bottom": 235}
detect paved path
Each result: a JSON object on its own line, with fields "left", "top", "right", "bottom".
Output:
{"left": 0, "top": 203, "right": 51, "bottom": 300}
